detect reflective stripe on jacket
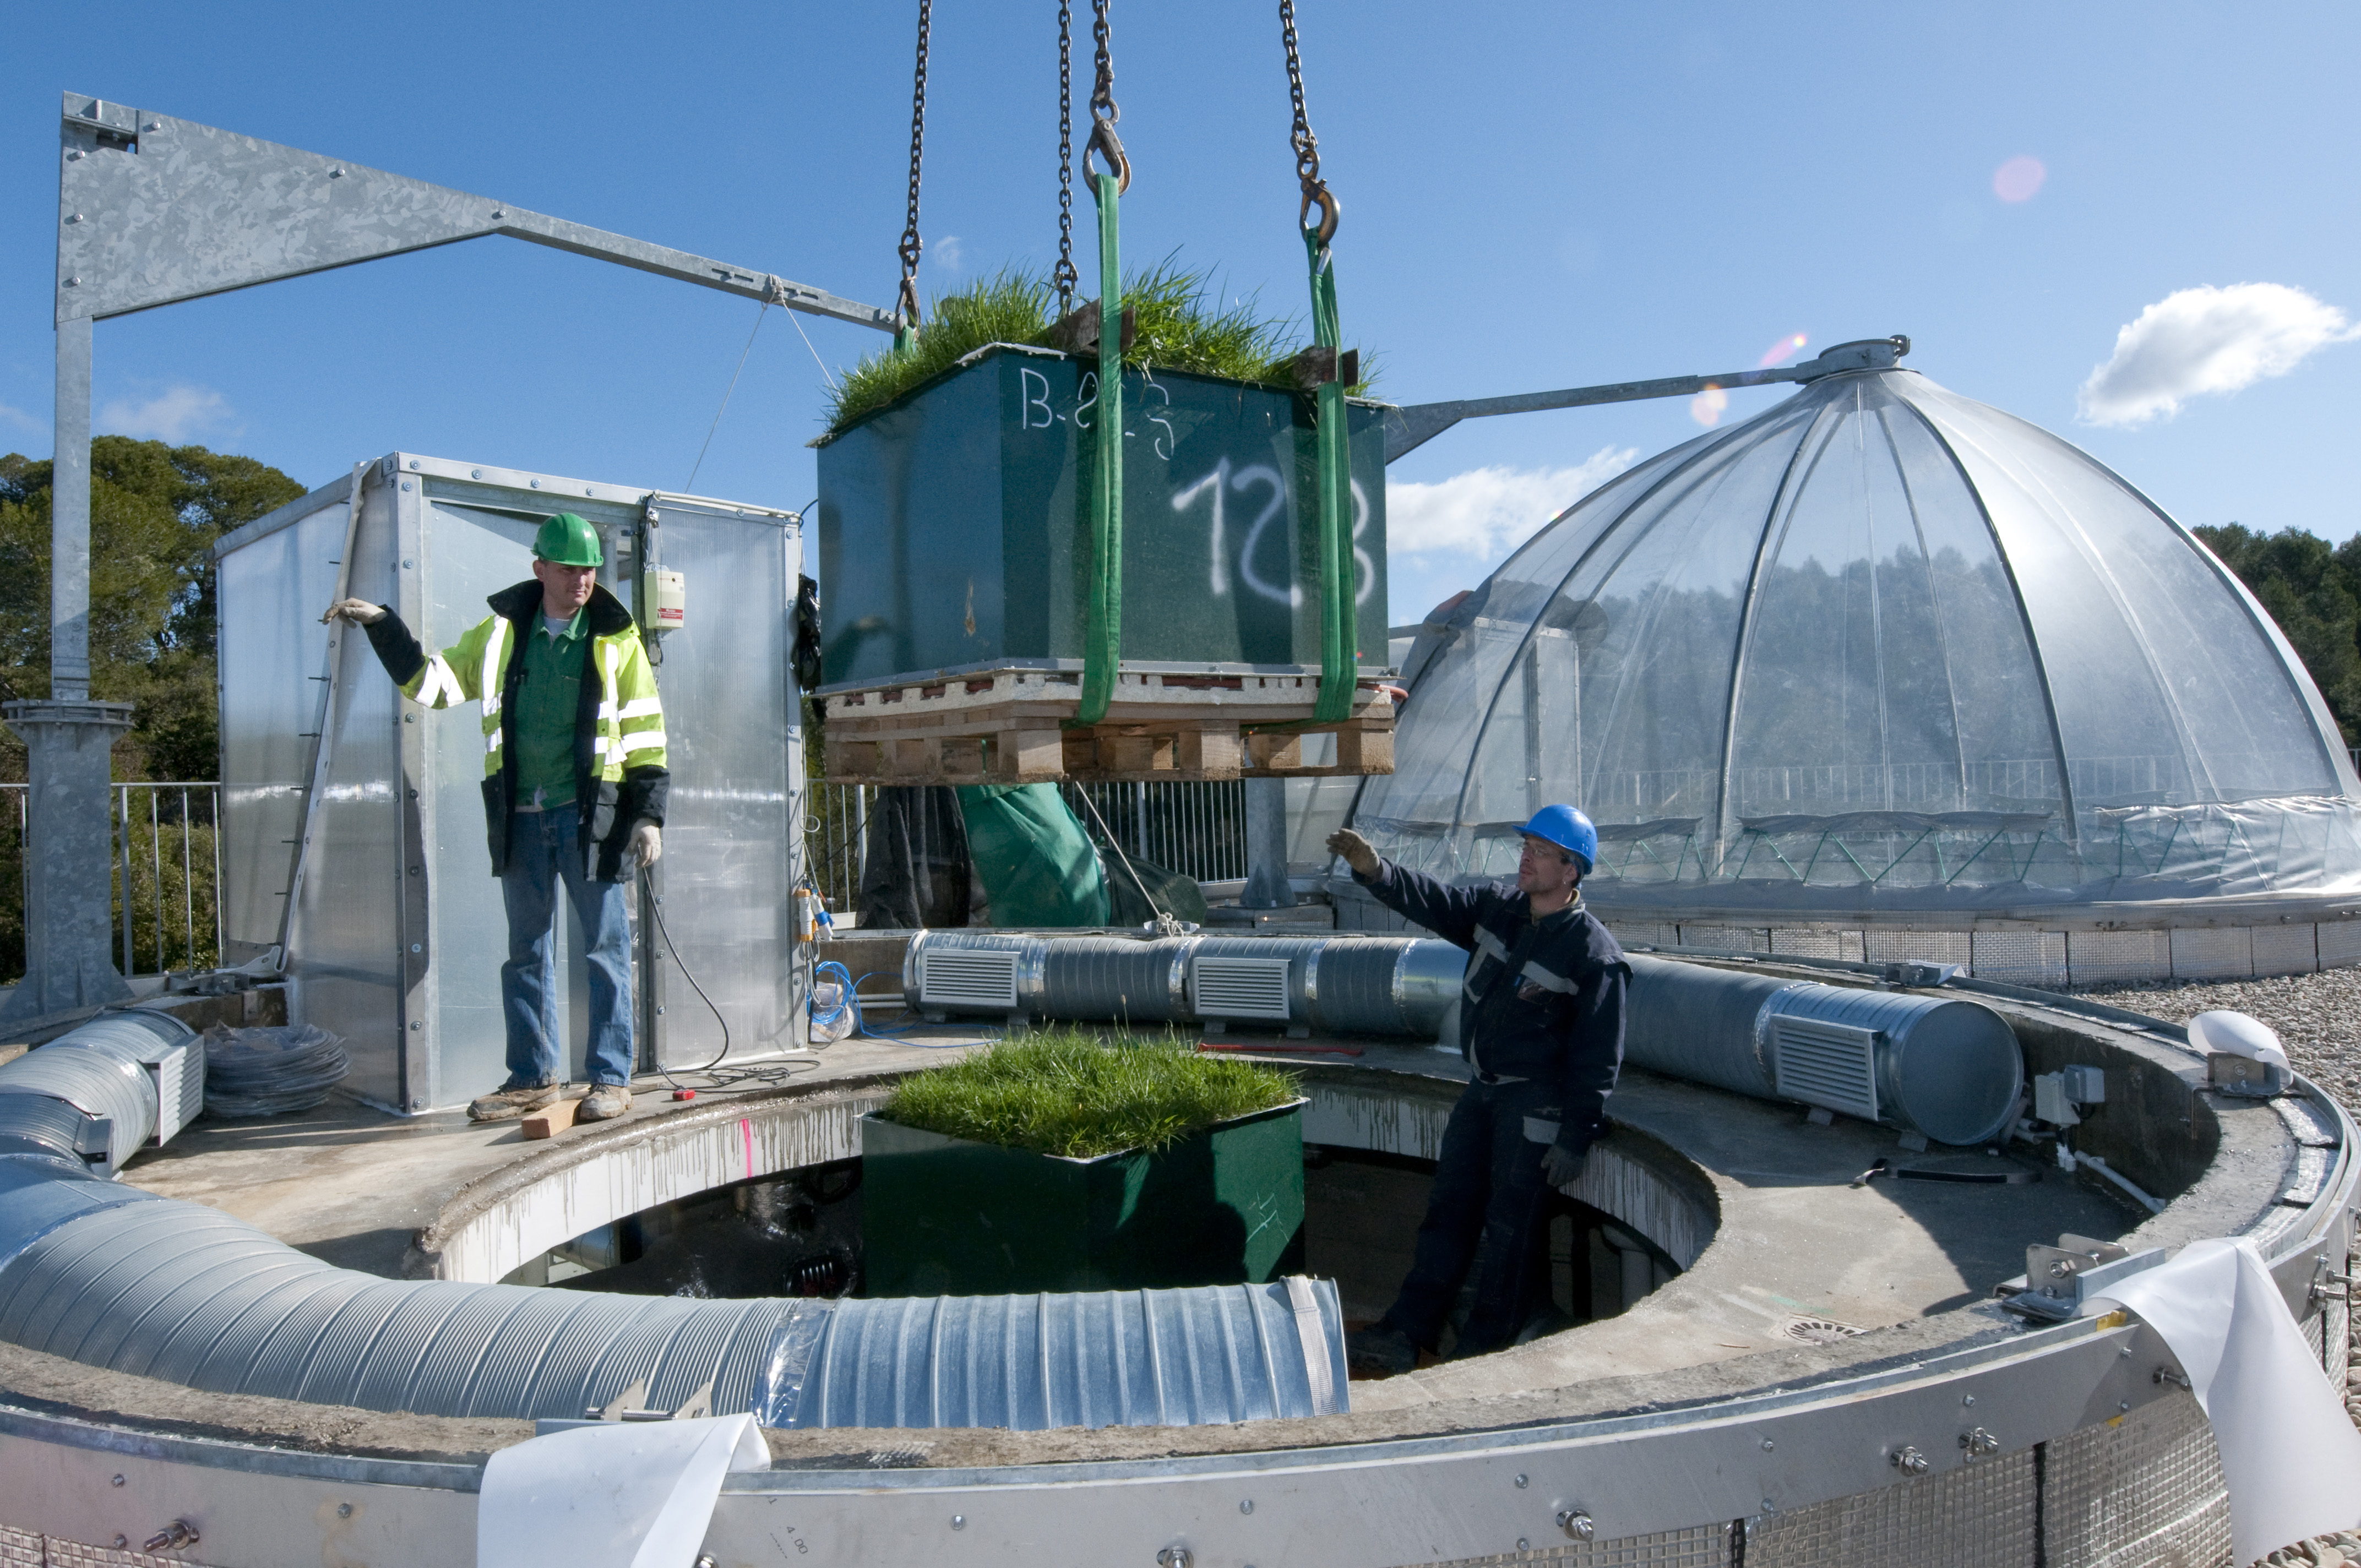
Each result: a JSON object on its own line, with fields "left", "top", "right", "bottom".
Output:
{"left": 363, "top": 580, "right": 668, "bottom": 880}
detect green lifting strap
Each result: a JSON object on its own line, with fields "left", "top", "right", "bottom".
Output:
{"left": 1304, "top": 227, "right": 1356, "bottom": 724}
{"left": 1074, "top": 170, "right": 1125, "bottom": 727}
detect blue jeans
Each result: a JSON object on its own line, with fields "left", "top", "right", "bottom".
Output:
{"left": 499, "top": 805, "right": 635, "bottom": 1089}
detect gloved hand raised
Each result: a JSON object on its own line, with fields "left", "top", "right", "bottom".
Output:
{"left": 627, "top": 821, "right": 662, "bottom": 869}
{"left": 1540, "top": 1143, "right": 1588, "bottom": 1188}
{"left": 1325, "top": 827, "right": 1380, "bottom": 878}
{"left": 322, "top": 598, "right": 387, "bottom": 625}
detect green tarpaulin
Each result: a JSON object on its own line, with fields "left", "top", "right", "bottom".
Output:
{"left": 956, "top": 785, "right": 1111, "bottom": 928}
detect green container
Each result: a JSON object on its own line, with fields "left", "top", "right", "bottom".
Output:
{"left": 859, "top": 1101, "right": 1307, "bottom": 1297}
{"left": 815, "top": 347, "right": 1389, "bottom": 687}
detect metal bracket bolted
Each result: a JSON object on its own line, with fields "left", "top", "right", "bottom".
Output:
{"left": 1156, "top": 1549, "right": 1192, "bottom": 1568}
{"left": 1958, "top": 1427, "right": 2001, "bottom": 1460}
{"left": 1557, "top": 1510, "right": 1595, "bottom": 1541}
{"left": 1889, "top": 1445, "right": 1930, "bottom": 1475}
{"left": 143, "top": 1520, "right": 199, "bottom": 1551}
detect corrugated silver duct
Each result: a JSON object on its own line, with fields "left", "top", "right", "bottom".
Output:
{"left": 911, "top": 930, "right": 1468, "bottom": 1039}
{"left": 1188, "top": 935, "right": 1466, "bottom": 1038}
{"left": 0, "top": 1011, "right": 191, "bottom": 1171}
{"left": 1625, "top": 956, "right": 2023, "bottom": 1146}
{"left": 0, "top": 1015, "right": 1348, "bottom": 1431}
{"left": 786, "top": 1278, "right": 1348, "bottom": 1430}
{"left": 0, "top": 1095, "right": 108, "bottom": 1168}
{"left": 1033, "top": 935, "right": 1199, "bottom": 1025}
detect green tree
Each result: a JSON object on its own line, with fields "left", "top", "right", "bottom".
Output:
{"left": 0, "top": 438, "right": 305, "bottom": 782}
{"left": 2192, "top": 522, "right": 2361, "bottom": 745}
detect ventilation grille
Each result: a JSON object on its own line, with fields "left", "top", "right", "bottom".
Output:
{"left": 1189, "top": 956, "right": 1292, "bottom": 1021}
{"left": 1770, "top": 1015, "right": 1881, "bottom": 1121}
{"left": 919, "top": 950, "right": 1021, "bottom": 1011}
{"left": 145, "top": 1042, "right": 205, "bottom": 1145}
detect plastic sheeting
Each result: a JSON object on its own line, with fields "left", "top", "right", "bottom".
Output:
{"left": 1358, "top": 368, "right": 2361, "bottom": 922}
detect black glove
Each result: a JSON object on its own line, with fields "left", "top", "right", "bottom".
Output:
{"left": 1540, "top": 1143, "right": 1588, "bottom": 1187}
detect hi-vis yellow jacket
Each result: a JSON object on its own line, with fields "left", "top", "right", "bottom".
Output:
{"left": 364, "top": 581, "right": 668, "bottom": 880}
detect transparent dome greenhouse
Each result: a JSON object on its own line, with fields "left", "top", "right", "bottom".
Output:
{"left": 1344, "top": 359, "right": 2361, "bottom": 984}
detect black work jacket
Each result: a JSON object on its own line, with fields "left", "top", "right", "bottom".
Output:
{"left": 1357, "top": 859, "right": 1629, "bottom": 1155}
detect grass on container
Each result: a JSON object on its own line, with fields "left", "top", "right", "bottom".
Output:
{"left": 822, "top": 259, "right": 1370, "bottom": 433}
{"left": 880, "top": 1027, "right": 1299, "bottom": 1159}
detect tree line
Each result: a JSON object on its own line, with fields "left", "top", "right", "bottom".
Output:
{"left": 0, "top": 438, "right": 304, "bottom": 782}
{"left": 2191, "top": 524, "right": 2361, "bottom": 745}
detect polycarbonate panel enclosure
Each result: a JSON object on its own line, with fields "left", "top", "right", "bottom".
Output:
{"left": 214, "top": 455, "right": 808, "bottom": 1112}
{"left": 1356, "top": 367, "right": 2361, "bottom": 923}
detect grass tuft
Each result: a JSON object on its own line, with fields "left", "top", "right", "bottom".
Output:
{"left": 822, "top": 259, "right": 1370, "bottom": 433}
{"left": 879, "top": 1027, "right": 1299, "bottom": 1159}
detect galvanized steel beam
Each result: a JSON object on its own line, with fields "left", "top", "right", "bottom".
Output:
{"left": 53, "top": 94, "right": 893, "bottom": 331}
{"left": 1380, "top": 336, "right": 1910, "bottom": 464}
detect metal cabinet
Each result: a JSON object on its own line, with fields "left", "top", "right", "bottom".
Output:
{"left": 215, "top": 454, "right": 807, "bottom": 1112}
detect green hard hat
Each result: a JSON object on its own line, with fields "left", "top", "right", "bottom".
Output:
{"left": 533, "top": 511, "right": 604, "bottom": 567}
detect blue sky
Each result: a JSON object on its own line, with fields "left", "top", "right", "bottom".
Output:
{"left": 4, "top": 3, "right": 2356, "bottom": 626}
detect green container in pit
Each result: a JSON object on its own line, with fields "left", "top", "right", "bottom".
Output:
{"left": 814, "top": 346, "right": 1389, "bottom": 687}
{"left": 858, "top": 1101, "right": 1308, "bottom": 1297}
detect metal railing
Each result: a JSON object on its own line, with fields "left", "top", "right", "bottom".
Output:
{"left": 1, "top": 782, "right": 224, "bottom": 984}
{"left": 1059, "top": 780, "right": 1248, "bottom": 883}
{"left": 799, "top": 780, "right": 1250, "bottom": 918}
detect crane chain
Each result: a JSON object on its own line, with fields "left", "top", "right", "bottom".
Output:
{"left": 1053, "top": 0, "right": 1079, "bottom": 311}
{"left": 1279, "top": 0, "right": 1339, "bottom": 246}
{"left": 896, "top": 0, "right": 932, "bottom": 329}
{"left": 1084, "top": 0, "right": 1130, "bottom": 193}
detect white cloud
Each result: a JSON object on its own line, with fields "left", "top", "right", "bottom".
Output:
{"left": 0, "top": 402, "right": 42, "bottom": 434}
{"left": 2078, "top": 283, "right": 2359, "bottom": 427}
{"left": 97, "top": 384, "right": 236, "bottom": 443}
{"left": 1386, "top": 449, "right": 1639, "bottom": 560}
{"left": 931, "top": 234, "right": 965, "bottom": 273}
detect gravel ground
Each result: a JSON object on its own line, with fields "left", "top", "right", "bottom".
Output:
{"left": 2062, "top": 968, "right": 2361, "bottom": 1118}
{"left": 2058, "top": 970, "right": 2361, "bottom": 1555}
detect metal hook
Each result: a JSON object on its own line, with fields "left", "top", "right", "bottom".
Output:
{"left": 1085, "top": 117, "right": 1131, "bottom": 195}
{"left": 1299, "top": 182, "right": 1340, "bottom": 246}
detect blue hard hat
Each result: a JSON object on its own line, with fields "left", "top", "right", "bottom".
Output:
{"left": 1519, "top": 804, "right": 1597, "bottom": 876}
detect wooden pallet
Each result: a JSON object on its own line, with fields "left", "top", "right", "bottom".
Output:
{"left": 818, "top": 666, "right": 1395, "bottom": 785}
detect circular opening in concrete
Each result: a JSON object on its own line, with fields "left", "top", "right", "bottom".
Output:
{"left": 472, "top": 1069, "right": 1718, "bottom": 1372}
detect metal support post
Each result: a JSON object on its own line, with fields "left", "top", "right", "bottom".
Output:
{"left": 1, "top": 700, "right": 134, "bottom": 1025}
{"left": 1240, "top": 777, "right": 1294, "bottom": 910}
{"left": 1, "top": 256, "right": 135, "bottom": 1025}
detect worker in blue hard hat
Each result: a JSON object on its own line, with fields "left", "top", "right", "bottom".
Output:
{"left": 327, "top": 511, "right": 667, "bottom": 1125}
{"left": 1326, "top": 803, "right": 1628, "bottom": 1376}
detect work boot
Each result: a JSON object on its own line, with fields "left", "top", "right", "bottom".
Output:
{"left": 467, "top": 1082, "right": 563, "bottom": 1123}
{"left": 579, "top": 1084, "right": 634, "bottom": 1122}
{"left": 1346, "top": 1322, "right": 1420, "bottom": 1379}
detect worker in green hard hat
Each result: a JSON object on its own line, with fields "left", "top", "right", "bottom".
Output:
{"left": 325, "top": 511, "right": 667, "bottom": 1124}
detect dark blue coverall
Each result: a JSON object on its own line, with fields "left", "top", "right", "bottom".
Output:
{"left": 1355, "top": 858, "right": 1630, "bottom": 1355}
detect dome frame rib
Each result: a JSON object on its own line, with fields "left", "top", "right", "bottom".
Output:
{"left": 1712, "top": 387, "right": 1847, "bottom": 872}
{"left": 1440, "top": 410, "right": 1803, "bottom": 870}
{"left": 1874, "top": 404, "right": 1974, "bottom": 820}
{"left": 2027, "top": 417, "right": 2356, "bottom": 803}
{"left": 1887, "top": 390, "right": 2081, "bottom": 845}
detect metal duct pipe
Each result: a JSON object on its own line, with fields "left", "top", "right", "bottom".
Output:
{"left": 0, "top": 1010, "right": 192, "bottom": 1172}
{"left": 909, "top": 929, "right": 1470, "bottom": 1039}
{"left": 0, "top": 1020, "right": 1347, "bottom": 1430}
{"left": 1033, "top": 935, "right": 1200, "bottom": 1025}
{"left": 1624, "top": 956, "right": 2023, "bottom": 1147}
{"left": 1188, "top": 935, "right": 1466, "bottom": 1038}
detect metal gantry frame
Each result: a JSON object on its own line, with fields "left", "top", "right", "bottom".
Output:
{"left": 3, "top": 91, "right": 893, "bottom": 1027}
